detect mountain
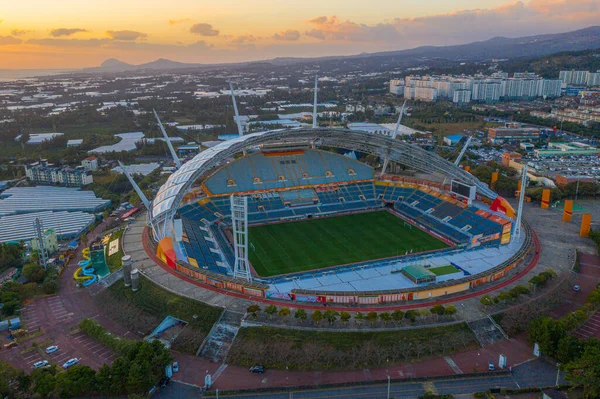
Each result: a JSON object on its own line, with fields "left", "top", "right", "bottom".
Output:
{"left": 84, "top": 26, "right": 600, "bottom": 73}
{"left": 82, "top": 58, "right": 205, "bottom": 73}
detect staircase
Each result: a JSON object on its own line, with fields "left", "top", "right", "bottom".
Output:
{"left": 467, "top": 317, "right": 507, "bottom": 347}
{"left": 197, "top": 310, "right": 244, "bottom": 363}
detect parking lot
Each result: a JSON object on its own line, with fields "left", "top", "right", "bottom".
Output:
{"left": 0, "top": 293, "right": 118, "bottom": 372}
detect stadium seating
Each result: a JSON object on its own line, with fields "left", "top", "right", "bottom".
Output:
{"left": 204, "top": 149, "right": 374, "bottom": 195}
{"left": 181, "top": 218, "right": 228, "bottom": 273}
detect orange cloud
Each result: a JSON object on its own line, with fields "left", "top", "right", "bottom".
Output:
{"left": 50, "top": 28, "right": 88, "bottom": 37}
{"left": 190, "top": 23, "right": 219, "bottom": 36}
{"left": 169, "top": 18, "right": 191, "bottom": 26}
{"left": 0, "top": 36, "right": 22, "bottom": 45}
{"left": 106, "top": 30, "right": 148, "bottom": 41}
{"left": 11, "top": 29, "right": 32, "bottom": 36}
{"left": 273, "top": 29, "right": 300, "bottom": 41}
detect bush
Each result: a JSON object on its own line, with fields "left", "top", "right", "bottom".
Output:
{"left": 480, "top": 295, "right": 494, "bottom": 306}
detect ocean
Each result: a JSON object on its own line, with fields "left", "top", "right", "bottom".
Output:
{"left": 0, "top": 69, "right": 75, "bottom": 82}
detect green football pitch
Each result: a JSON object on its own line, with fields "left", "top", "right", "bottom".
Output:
{"left": 248, "top": 211, "right": 448, "bottom": 277}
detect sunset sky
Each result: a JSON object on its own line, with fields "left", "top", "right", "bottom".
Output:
{"left": 0, "top": 0, "right": 598, "bottom": 69}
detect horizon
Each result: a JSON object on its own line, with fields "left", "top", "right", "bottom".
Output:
{"left": 2, "top": 0, "right": 600, "bottom": 69}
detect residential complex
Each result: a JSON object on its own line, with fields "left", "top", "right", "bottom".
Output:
{"left": 559, "top": 70, "right": 600, "bottom": 87}
{"left": 25, "top": 160, "right": 94, "bottom": 187}
{"left": 390, "top": 72, "right": 562, "bottom": 103}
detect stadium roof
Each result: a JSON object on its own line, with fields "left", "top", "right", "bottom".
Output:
{"left": 0, "top": 211, "right": 95, "bottom": 243}
{"left": 402, "top": 265, "right": 436, "bottom": 281}
{"left": 149, "top": 127, "right": 496, "bottom": 239}
{"left": 0, "top": 186, "right": 111, "bottom": 216}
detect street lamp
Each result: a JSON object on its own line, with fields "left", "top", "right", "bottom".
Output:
{"left": 387, "top": 375, "right": 391, "bottom": 399}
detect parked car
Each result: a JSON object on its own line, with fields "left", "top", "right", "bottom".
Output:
{"left": 33, "top": 360, "right": 49, "bottom": 369}
{"left": 573, "top": 285, "right": 581, "bottom": 292}
{"left": 172, "top": 362, "right": 179, "bottom": 372}
{"left": 62, "top": 358, "right": 79, "bottom": 369}
{"left": 250, "top": 365, "right": 265, "bottom": 374}
{"left": 159, "top": 376, "right": 170, "bottom": 388}
{"left": 488, "top": 362, "right": 495, "bottom": 371}
{"left": 45, "top": 345, "right": 58, "bottom": 354}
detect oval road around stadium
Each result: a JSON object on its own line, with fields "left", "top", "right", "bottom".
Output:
{"left": 141, "top": 225, "right": 541, "bottom": 312}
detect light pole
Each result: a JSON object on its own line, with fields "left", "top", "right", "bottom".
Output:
{"left": 387, "top": 375, "right": 391, "bottom": 399}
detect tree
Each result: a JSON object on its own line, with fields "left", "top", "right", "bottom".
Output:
{"left": 247, "top": 304, "right": 261, "bottom": 318}
{"left": 354, "top": 311, "right": 365, "bottom": 326}
{"left": 444, "top": 305, "right": 457, "bottom": 316}
{"left": 324, "top": 310, "right": 339, "bottom": 325}
{"left": 564, "top": 342, "right": 600, "bottom": 398}
{"left": 265, "top": 305, "right": 277, "bottom": 320}
{"left": 340, "top": 311, "right": 351, "bottom": 324}
{"left": 392, "top": 310, "right": 404, "bottom": 324}
{"left": 55, "top": 365, "right": 97, "bottom": 397}
{"left": 311, "top": 310, "right": 323, "bottom": 325}
{"left": 278, "top": 307, "right": 291, "bottom": 321}
{"left": 430, "top": 305, "right": 446, "bottom": 316}
{"left": 81, "top": 233, "right": 89, "bottom": 247}
{"left": 366, "top": 311, "right": 378, "bottom": 326}
{"left": 480, "top": 295, "right": 494, "bottom": 306}
{"left": 294, "top": 308, "right": 307, "bottom": 322}
{"left": 405, "top": 310, "right": 419, "bottom": 323}
{"left": 22, "top": 263, "right": 45, "bottom": 283}
{"left": 379, "top": 312, "right": 392, "bottom": 325}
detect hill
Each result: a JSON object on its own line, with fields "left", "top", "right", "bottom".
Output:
{"left": 83, "top": 26, "right": 600, "bottom": 74}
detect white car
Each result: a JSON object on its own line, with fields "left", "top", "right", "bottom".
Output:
{"left": 33, "top": 360, "right": 49, "bottom": 369}
{"left": 62, "top": 358, "right": 79, "bottom": 369}
{"left": 45, "top": 345, "right": 58, "bottom": 354}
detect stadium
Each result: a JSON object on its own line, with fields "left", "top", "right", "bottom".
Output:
{"left": 145, "top": 122, "right": 534, "bottom": 307}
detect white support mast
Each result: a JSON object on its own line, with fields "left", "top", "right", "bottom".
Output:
{"left": 381, "top": 100, "right": 407, "bottom": 176}
{"left": 229, "top": 81, "right": 245, "bottom": 137}
{"left": 512, "top": 165, "right": 528, "bottom": 242}
{"left": 231, "top": 195, "right": 252, "bottom": 282}
{"left": 313, "top": 74, "right": 318, "bottom": 129}
{"left": 454, "top": 136, "right": 473, "bottom": 166}
{"left": 118, "top": 161, "right": 151, "bottom": 209}
{"left": 34, "top": 217, "right": 48, "bottom": 269}
{"left": 153, "top": 109, "right": 181, "bottom": 169}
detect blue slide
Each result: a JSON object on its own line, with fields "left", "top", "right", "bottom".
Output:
{"left": 76, "top": 259, "right": 98, "bottom": 287}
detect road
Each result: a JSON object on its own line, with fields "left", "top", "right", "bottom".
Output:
{"left": 156, "top": 358, "right": 565, "bottom": 399}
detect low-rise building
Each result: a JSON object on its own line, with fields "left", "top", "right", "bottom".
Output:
{"left": 555, "top": 174, "right": 597, "bottom": 186}
{"left": 25, "top": 160, "right": 93, "bottom": 187}
{"left": 31, "top": 228, "right": 59, "bottom": 255}
{"left": 81, "top": 156, "right": 98, "bottom": 170}
{"left": 488, "top": 123, "right": 540, "bottom": 144}
{"left": 502, "top": 152, "right": 522, "bottom": 167}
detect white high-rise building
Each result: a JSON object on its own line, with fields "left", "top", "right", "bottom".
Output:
{"left": 538, "top": 80, "right": 562, "bottom": 98}
{"left": 389, "top": 79, "right": 404, "bottom": 95}
{"left": 472, "top": 82, "right": 501, "bottom": 102}
{"left": 453, "top": 90, "right": 472, "bottom": 105}
{"left": 586, "top": 72, "right": 600, "bottom": 87}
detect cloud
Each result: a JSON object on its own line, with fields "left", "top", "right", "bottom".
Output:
{"left": 27, "top": 38, "right": 109, "bottom": 47}
{"left": 50, "top": 28, "right": 88, "bottom": 37}
{"left": 190, "top": 23, "right": 219, "bottom": 36}
{"left": 0, "top": 35, "right": 22, "bottom": 45}
{"left": 304, "top": 1, "right": 600, "bottom": 46}
{"left": 169, "top": 18, "right": 190, "bottom": 26}
{"left": 273, "top": 29, "right": 300, "bottom": 41}
{"left": 227, "top": 35, "right": 258, "bottom": 49}
{"left": 106, "top": 30, "right": 147, "bottom": 41}
{"left": 11, "top": 29, "right": 32, "bottom": 36}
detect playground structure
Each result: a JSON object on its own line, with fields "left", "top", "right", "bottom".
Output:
{"left": 73, "top": 240, "right": 110, "bottom": 287}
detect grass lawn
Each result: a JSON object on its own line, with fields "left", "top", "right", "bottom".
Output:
{"left": 248, "top": 211, "right": 448, "bottom": 277}
{"left": 430, "top": 265, "right": 460, "bottom": 276}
